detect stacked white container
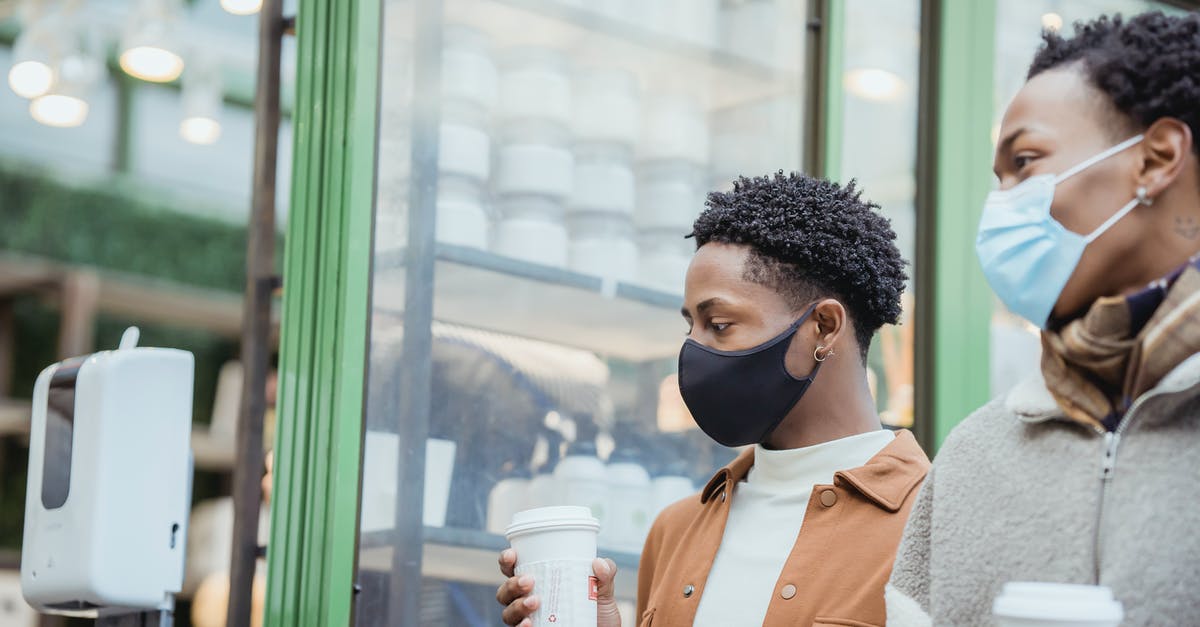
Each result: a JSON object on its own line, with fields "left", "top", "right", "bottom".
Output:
{"left": 492, "top": 48, "right": 574, "bottom": 267}
{"left": 635, "top": 93, "right": 708, "bottom": 293}
{"left": 438, "top": 26, "right": 497, "bottom": 249}
{"left": 568, "top": 69, "right": 641, "bottom": 282}
{"left": 553, "top": 439, "right": 609, "bottom": 529}
{"left": 651, "top": 460, "right": 695, "bottom": 518}
{"left": 486, "top": 467, "right": 531, "bottom": 535}
{"left": 601, "top": 448, "right": 653, "bottom": 553}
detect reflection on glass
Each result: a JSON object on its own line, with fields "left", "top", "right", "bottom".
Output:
{"left": 839, "top": 0, "right": 920, "bottom": 428}
{"left": 360, "top": 0, "right": 809, "bottom": 624}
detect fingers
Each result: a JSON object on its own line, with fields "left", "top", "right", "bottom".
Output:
{"left": 593, "top": 557, "right": 619, "bottom": 598}
{"left": 500, "top": 593, "right": 539, "bottom": 626}
{"left": 496, "top": 574, "right": 534, "bottom": 606}
{"left": 499, "top": 548, "right": 517, "bottom": 578}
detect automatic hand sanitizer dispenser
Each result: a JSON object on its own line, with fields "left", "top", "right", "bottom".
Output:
{"left": 21, "top": 327, "right": 194, "bottom": 619}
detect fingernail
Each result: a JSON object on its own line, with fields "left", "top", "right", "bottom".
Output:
{"left": 594, "top": 559, "right": 610, "bottom": 576}
{"left": 524, "top": 596, "right": 538, "bottom": 609}
{"left": 502, "top": 549, "right": 514, "bottom": 561}
{"left": 518, "top": 575, "right": 533, "bottom": 588}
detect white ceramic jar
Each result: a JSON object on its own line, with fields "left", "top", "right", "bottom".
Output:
{"left": 438, "top": 122, "right": 491, "bottom": 180}
{"left": 572, "top": 68, "right": 641, "bottom": 148}
{"left": 635, "top": 159, "right": 706, "bottom": 230}
{"left": 498, "top": 47, "right": 572, "bottom": 126}
{"left": 442, "top": 24, "right": 497, "bottom": 113}
{"left": 492, "top": 194, "right": 570, "bottom": 267}
{"left": 437, "top": 175, "right": 489, "bottom": 249}
{"left": 639, "top": 93, "right": 709, "bottom": 163}
{"left": 637, "top": 229, "right": 693, "bottom": 294}
{"left": 567, "top": 212, "right": 637, "bottom": 282}
{"left": 571, "top": 143, "right": 636, "bottom": 215}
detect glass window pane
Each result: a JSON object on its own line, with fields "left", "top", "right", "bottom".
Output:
{"left": 838, "top": 0, "right": 921, "bottom": 428}
{"left": 358, "top": 1, "right": 810, "bottom": 624}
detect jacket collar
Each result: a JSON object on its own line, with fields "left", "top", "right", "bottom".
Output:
{"left": 701, "top": 430, "right": 930, "bottom": 513}
{"left": 1006, "top": 352, "right": 1200, "bottom": 425}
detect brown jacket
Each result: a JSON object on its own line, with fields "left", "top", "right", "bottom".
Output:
{"left": 636, "top": 430, "right": 929, "bottom": 627}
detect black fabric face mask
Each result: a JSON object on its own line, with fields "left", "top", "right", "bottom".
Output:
{"left": 677, "top": 304, "right": 821, "bottom": 448}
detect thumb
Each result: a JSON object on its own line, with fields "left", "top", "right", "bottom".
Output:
{"left": 593, "top": 557, "right": 622, "bottom": 626}
{"left": 593, "top": 557, "right": 618, "bottom": 599}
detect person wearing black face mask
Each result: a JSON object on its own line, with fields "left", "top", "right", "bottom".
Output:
{"left": 497, "top": 172, "right": 929, "bottom": 627}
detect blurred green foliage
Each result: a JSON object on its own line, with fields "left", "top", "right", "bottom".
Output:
{"left": 0, "top": 166, "right": 259, "bottom": 292}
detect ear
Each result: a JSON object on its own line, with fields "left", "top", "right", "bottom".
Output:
{"left": 1138, "top": 117, "right": 1193, "bottom": 200}
{"left": 811, "top": 299, "right": 850, "bottom": 355}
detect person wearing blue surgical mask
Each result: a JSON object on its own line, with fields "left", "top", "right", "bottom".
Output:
{"left": 887, "top": 12, "right": 1200, "bottom": 627}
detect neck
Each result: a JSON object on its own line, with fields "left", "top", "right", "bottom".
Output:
{"left": 762, "top": 362, "right": 881, "bottom": 450}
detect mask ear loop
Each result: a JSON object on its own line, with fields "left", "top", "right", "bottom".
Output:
{"left": 1084, "top": 183, "right": 1147, "bottom": 242}
{"left": 1054, "top": 134, "right": 1145, "bottom": 185}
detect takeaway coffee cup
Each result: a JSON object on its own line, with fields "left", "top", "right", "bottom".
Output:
{"left": 993, "top": 582, "right": 1124, "bottom": 627}
{"left": 505, "top": 506, "right": 601, "bottom": 627}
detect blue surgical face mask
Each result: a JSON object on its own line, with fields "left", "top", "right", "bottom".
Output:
{"left": 975, "top": 134, "right": 1145, "bottom": 328}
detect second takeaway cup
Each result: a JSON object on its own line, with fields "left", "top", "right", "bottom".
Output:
{"left": 993, "top": 582, "right": 1124, "bottom": 627}
{"left": 506, "top": 506, "right": 601, "bottom": 627}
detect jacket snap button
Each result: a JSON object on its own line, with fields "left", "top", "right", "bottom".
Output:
{"left": 683, "top": 584, "right": 695, "bottom": 598}
{"left": 781, "top": 584, "right": 797, "bottom": 600}
{"left": 820, "top": 490, "right": 837, "bottom": 507}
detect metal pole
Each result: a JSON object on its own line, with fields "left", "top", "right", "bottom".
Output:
{"left": 385, "top": 0, "right": 444, "bottom": 624}
{"left": 227, "top": 0, "right": 284, "bottom": 623}
{"left": 913, "top": 0, "right": 941, "bottom": 456}
{"left": 802, "top": 0, "right": 831, "bottom": 178}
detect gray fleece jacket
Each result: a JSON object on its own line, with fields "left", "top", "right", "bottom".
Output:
{"left": 886, "top": 352, "right": 1200, "bottom": 626}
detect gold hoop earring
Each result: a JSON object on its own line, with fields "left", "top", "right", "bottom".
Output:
{"left": 815, "top": 346, "right": 834, "bottom": 362}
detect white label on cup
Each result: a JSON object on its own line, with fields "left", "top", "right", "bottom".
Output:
{"left": 514, "top": 559, "right": 598, "bottom": 627}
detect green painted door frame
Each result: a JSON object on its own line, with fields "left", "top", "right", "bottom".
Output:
{"left": 263, "top": 0, "right": 381, "bottom": 624}
{"left": 913, "top": 0, "right": 996, "bottom": 452}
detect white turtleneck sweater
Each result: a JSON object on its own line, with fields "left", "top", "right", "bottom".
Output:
{"left": 693, "top": 429, "right": 895, "bottom": 626}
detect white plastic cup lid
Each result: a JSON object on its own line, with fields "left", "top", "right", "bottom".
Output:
{"left": 505, "top": 506, "right": 599, "bottom": 540}
{"left": 993, "top": 582, "right": 1124, "bottom": 623}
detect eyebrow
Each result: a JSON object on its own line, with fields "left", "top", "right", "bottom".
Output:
{"left": 993, "top": 126, "right": 1028, "bottom": 176}
{"left": 681, "top": 297, "right": 730, "bottom": 320}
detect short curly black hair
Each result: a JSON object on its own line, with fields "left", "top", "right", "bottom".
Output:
{"left": 1028, "top": 11, "right": 1200, "bottom": 157}
{"left": 691, "top": 172, "right": 907, "bottom": 360}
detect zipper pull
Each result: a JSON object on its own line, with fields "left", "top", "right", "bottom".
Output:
{"left": 1101, "top": 432, "right": 1121, "bottom": 481}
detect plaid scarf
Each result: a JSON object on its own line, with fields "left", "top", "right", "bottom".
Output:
{"left": 1041, "top": 259, "right": 1200, "bottom": 431}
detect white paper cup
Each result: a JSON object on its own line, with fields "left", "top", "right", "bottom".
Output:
{"left": 993, "top": 582, "right": 1124, "bottom": 627}
{"left": 506, "top": 506, "right": 600, "bottom": 627}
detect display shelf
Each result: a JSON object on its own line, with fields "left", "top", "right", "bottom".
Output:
{"left": 359, "top": 526, "right": 640, "bottom": 601}
{"left": 374, "top": 244, "right": 686, "bottom": 361}
{"left": 438, "top": 0, "right": 800, "bottom": 111}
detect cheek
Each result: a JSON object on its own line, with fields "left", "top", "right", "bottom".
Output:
{"left": 783, "top": 333, "right": 816, "bottom": 379}
{"left": 1054, "top": 216, "right": 1145, "bottom": 315}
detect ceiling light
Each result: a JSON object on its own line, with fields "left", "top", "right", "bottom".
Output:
{"left": 844, "top": 68, "right": 905, "bottom": 102}
{"left": 1042, "top": 12, "right": 1064, "bottom": 32}
{"left": 220, "top": 0, "right": 263, "bottom": 15}
{"left": 120, "top": 0, "right": 185, "bottom": 83}
{"left": 9, "top": 60, "right": 54, "bottom": 99}
{"left": 180, "top": 117, "right": 220, "bottom": 144}
{"left": 180, "top": 59, "right": 223, "bottom": 145}
{"left": 8, "top": 15, "right": 61, "bottom": 99}
{"left": 30, "top": 93, "right": 88, "bottom": 127}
